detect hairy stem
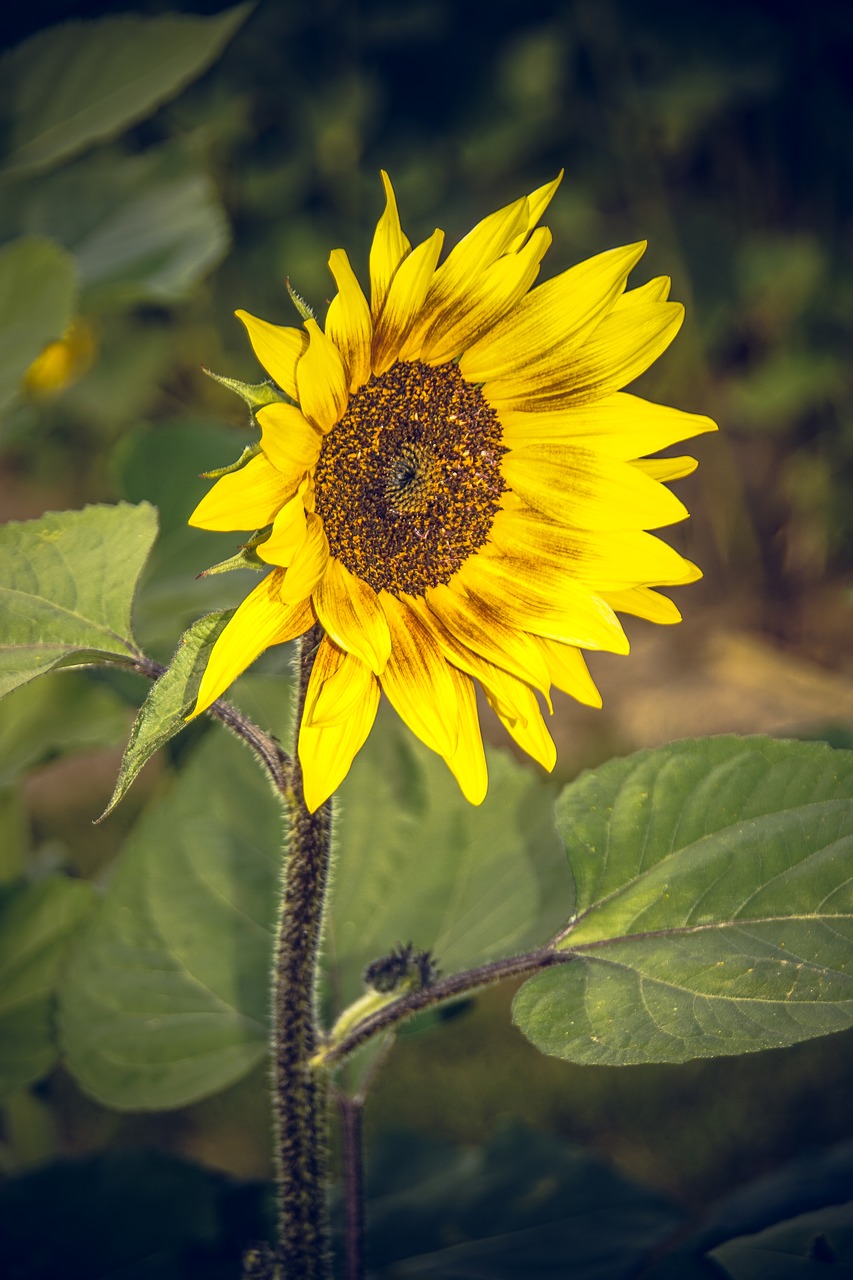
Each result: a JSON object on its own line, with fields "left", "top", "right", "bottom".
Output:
{"left": 337, "top": 1091, "right": 366, "bottom": 1280}
{"left": 320, "top": 947, "right": 567, "bottom": 1068}
{"left": 270, "top": 623, "right": 333, "bottom": 1278}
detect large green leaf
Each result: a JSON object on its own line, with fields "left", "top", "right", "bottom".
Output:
{"left": 513, "top": 737, "right": 853, "bottom": 1066}
{"left": 0, "top": 503, "right": 158, "bottom": 698}
{"left": 99, "top": 612, "right": 232, "bottom": 820}
{"left": 0, "top": 6, "right": 251, "bottom": 176}
{"left": 60, "top": 705, "right": 565, "bottom": 1110}
{"left": 329, "top": 706, "right": 567, "bottom": 1008}
{"left": 59, "top": 729, "right": 282, "bottom": 1110}
{"left": 0, "top": 876, "right": 94, "bottom": 1098}
{"left": 0, "top": 236, "right": 77, "bottom": 413}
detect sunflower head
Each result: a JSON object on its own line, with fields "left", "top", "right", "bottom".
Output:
{"left": 189, "top": 171, "right": 716, "bottom": 811}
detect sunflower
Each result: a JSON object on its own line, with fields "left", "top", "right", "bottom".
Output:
{"left": 189, "top": 172, "right": 715, "bottom": 812}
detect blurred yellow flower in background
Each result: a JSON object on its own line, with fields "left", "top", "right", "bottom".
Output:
{"left": 190, "top": 172, "right": 715, "bottom": 810}
{"left": 23, "top": 318, "right": 95, "bottom": 399}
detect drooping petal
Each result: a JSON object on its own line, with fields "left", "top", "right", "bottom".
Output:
{"left": 256, "top": 402, "right": 323, "bottom": 478}
{"left": 299, "top": 639, "right": 380, "bottom": 812}
{"left": 235, "top": 310, "right": 307, "bottom": 399}
{"left": 499, "top": 392, "right": 717, "bottom": 460}
{"left": 325, "top": 248, "right": 372, "bottom": 392}
{"left": 280, "top": 512, "right": 329, "bottom": 603}
{"left": 536, "top": 639, "right": 603, "bottom": 707}
{"left": 256, "top": 489, "right": 308, "bottom": 567}
{"left": 369, "top": 170, "right": 411, "bottom": 319}
{"left": 371, "top": 228, "right": 445, "bottom": 375}
{"left": 191, "top": 571, "right": 314, "bottom": 715}
{"left": 442, "top": 666, "right": 488, "bottom": 805}
{"left": 483, "top": 677, "right": 557, "bottom": 772}
{"left": 378, "top": 592, "right": 459, "bottom": 758}
{"left": 459, "top": 242, "right": 646, "bottom": 384}
{"left": 484, "top": 298, "right": 685, "bottom": 412}
{"left": 424, "top": 582, "right": 551, "bottom": 693}
{"left": 189, "top": 453, "right": 299, "bottom": 531}
{"left": 501, "top": 444, "right": 688, "bottom": 530}
{"left": 313, "top": 556, "right": 392, "bottom": 675}
{"left": 296, "top": 319, "right": 349, "bottom": 433}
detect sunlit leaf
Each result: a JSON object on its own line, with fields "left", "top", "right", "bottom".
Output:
{"left": 514, "top": 737, "right": 853, "bottom": 1065}
{"left": 0, "top": 503, "right": 158, "bottom": 698}
{"left": 0, "top": 876, "right": 94, "bottom": 1099}
{"left": 99, "top": 612, "right": 232, "bottom": 819}
{"left": 59, "top": 730, "right": 281, "bottom": 1110}
{"left": 0, "top": 5, "right": 251, "bottom": 176}
{"left": 0, "top": 236, "right": 77, "bottom": 414}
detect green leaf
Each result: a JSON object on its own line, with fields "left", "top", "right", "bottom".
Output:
{"left": 513, "top": 737, "right": 853, "bottom": 1066}
{"left": 99, "top": 612, "right": 232, "bottom": 820}
{"left": 329, "top": 707, "right": 567, "bottom": 1009}
{"left": 0, "top": 671, "right": 130, "bottom": 787}
{"left": 0, "top": 876, "right": 94, "bottom": 1099}
{"left": 0, "top": 236, "right": 77, "bottom": 414}
{"left": 59, "top": 730, "right": 282, "bottom": 1110}
{"left": 362, "top": 1126, "right": 685, "bottom": 1278}
{"left": 0, "top": 503, "right": 158, "bottom": 699}
{"left": 0, "top": 5, "right": 251, "bottom": 176}
{"left": 712, "top": 1203, "right": 853, "bottom": 1278}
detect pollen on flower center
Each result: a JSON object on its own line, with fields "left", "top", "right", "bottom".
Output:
{"left": 314, "top": 360, "right": 506, "bottom": 596}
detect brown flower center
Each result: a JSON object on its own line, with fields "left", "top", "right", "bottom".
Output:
{"left": 314, "top": 360, "right": 505, "bottom": 596}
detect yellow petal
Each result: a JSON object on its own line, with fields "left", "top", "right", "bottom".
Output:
{"left": 256, "top": 489, "right": 308, "bottom": 567}
{"left": 378, "top": 592, "right": 459, "bottom": 758}
{"left": 417, "top": 227, "right": 551, "bottom": 366}
{"left": 483, "top": 678, "right": 557, "bottom": 773}
{"left": 402, "top": 194, "right": 530, "bottom": 354}
{"left": 484, "top": 299, "right": 685, "bottom": 412}
{"left": 296, "top": 318, "right": 348, "bottom": 433}
{"left": 459, "top": 242, "right": 646, "bottom": 384}
{"left": 235, "top": 310, "right": 307, "bottom": 399}
{"left": 281, "top": 512, "right": 329, "bottom": 603}
{"left": 369, "top": 170, "right": 411, "bottom": 319}
{"left": 424, "top": 582, "right": 551, "bottom": 693}
{"left": 313, "top": 556, "right": 392, "bottom": 675}
{"left": 603, "top": 585, "right": 685, "bottom": 624}
{"left": 537, "top": 639, "right": 603, "bottom": 707}
{"left": 299, "top": 640, "right": 380, "bottom": 811}
{"left": 504, "top": 172, "right": 563, "bottom": 252}
{"left": 257, "top": 402, "right": 323, "bottom": 479}
{"left": 303, "top": 635, "right": 372, "bottom": 727}
{"left": 442, "top": 666, "right": 488, "bottom": 805}
{"left": 633, "top": 454, "right": 698, "bottom": 482}
{"left": 191, "top": 571, "right": 314, "bottom": 715}
{"left": 501, "top": 444, "right": 688, "bottom": 530}
{"left": 371, "top": 228, "right": 444, "bottom": 375}
{"left": 189, "top": 453, "right": 298, "bottom": 532}
{"left": 489, "top": 508, "right": 700, "bottom": 588}
{"left": 458, "top": 554, "right": 630, "bottom": 652}
{"left": 499, "top": 392, "right": 718, "bottom": 460}
{"left": 325, "top": 248, "right": 372, "bottom": 392}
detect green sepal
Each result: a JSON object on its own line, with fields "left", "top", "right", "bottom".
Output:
{"left": 201, "top": 366, "right": 285, "bottom": 410}
{"left": 200, "top": 441, "right": 261, "bottom": 479}
{"left": 197, "top": 538, "right": 267, "bottom": 577}
{"left": 286, "top": 278, "right": 315, "bottom": 322}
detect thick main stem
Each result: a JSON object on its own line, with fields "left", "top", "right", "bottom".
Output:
{"left": 272, "top": 624, "right": 333, "bottom": 1278}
